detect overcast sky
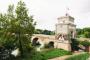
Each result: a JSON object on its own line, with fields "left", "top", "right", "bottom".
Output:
{"left": 0, "top": 0, "right": 90, "bottom": 31}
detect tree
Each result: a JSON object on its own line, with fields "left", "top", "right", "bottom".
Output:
{"left": 76, "top": 27, "right": 90, "bottom": 38}
{"left": 83, "top": 28, "right": 90, "bottom": 38}
{"left": 35, "top": 29, "right": 55, "bottom": 35}
{"left": 0, "top": 0, "right": 36, "bottom": 57}
{"left": 15, "top": 1, "right": 36, "bottom": 56}
{"left": 35, "top": 29, "right": 43, "bottom": 34}
{"left": 84, "top": 32, "right": 90, "bottom": 38}
{"left": 76, "top": 28, "right": 82, "bottom": 35}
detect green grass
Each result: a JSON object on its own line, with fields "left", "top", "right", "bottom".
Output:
{"left": 16, "top": 49, "right": 72, "bottom": 60}
{"left": 40, "top": 49, "right": 72, "bottom": 59}
{"left": 65, "top": 52, "right": 90, "bottom": 60}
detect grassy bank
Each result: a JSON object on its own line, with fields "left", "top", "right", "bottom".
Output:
{"left": 65, "top": 52, "right": 90, "bottom": 60}
{"left": 41, "top": 49, "right": 72, "bottom": 59}
{"left": 10, "top": 48, "right": 72, "bottom": 60}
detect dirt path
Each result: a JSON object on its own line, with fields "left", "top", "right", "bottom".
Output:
{"left": 48, "top": 52, "right": 85, "bottom": 60}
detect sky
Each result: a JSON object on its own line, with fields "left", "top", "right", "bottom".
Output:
{"left": 0, "top": 0, "right": 90, "bottom": 31}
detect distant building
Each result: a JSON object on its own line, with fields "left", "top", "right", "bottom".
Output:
{"left": 55, "top": 13, "right": 76, "bottom": 51}
{"left": 56, "top": 13, "right": 76, "bottom": 39}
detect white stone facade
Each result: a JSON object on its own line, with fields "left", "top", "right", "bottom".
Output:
{"left": 55, "top": 14, "right": 76, "bottom": 51}
{"left": 56, "top": 14, "right": 76, "bottom": 39}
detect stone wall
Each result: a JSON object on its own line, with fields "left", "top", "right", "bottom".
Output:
{"left": 31, "top": 34, "right": 71, "bottom": 51}
{"left": 54, "top": 41, "right": 71, "bottom": 51}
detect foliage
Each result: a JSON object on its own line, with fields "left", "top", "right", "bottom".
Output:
{"left": 76, "top": 28, "right": 83, "bottom": 35}
{"left": 65, "top": 52, "right": 90, "bottom": 60}
{"left": 16, "top": 49, "right": 71, "bottom": 60}
{"left": 0, "top": 0, "right": 35, "bottom": 57}
{"left": 17, "top": 49, "right": 71, "bottom": 60}
{"left": 76, "top": 27, "right": 90, "bottom": 38}
{"left": 84, "top": 31, "right": 90, "bottom": 38}
{"left": 71, "top": 38, "right": 80, "bottom": 51}
{"left": 16, "top": 47, "right": 47, "bottom": 60}
{"left": 80, "top": 40, "right": 90, "bottom": 47}
{"left": 40, "top": 49, "right": 72, "bottom": 59}
{"left": 35, "top": 29, "right": 55, "bottom": 35}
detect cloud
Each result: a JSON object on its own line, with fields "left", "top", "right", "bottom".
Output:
{"left": 82, "top": 0, "right": 90, "bottom": 13}
{"left": 0, "top": 0, "right": 90, "bottom": 30}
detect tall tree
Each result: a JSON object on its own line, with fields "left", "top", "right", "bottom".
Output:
{"left": 15, "top": 1, "right": 36, "bottom": 56}
{"left": 0, "top": 0, "right": 36, "bottom": 57}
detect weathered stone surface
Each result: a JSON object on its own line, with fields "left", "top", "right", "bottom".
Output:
{"left": 31, "top": 14, "right": 76, "bottom": 51}
{"left": 55, "top": 14, "right": 76, "bottom": 51}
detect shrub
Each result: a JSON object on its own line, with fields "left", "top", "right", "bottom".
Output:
{"left": 84, "top": 32, "right": 90, "bottom": 38}
{"left": 80, "top": 40, "right": 90, "bottom": 47}
{"left": 71, "top": 38, "right": 80, "bottom": 51}
{"left": 18, "top": 48, "right": 47, "bottom": 60}
{"left": 80, "top": 40, "right": 90, "bottom": 52}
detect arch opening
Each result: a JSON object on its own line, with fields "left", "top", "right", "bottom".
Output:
{"left": 45, "top": 41, "right": 54, "bottom": 48}
{"left": 32, "top": 38, "right": 40, "bottom": 47}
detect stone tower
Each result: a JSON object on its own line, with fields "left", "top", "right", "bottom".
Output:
{"left": 55, "top": 13, "right": 76, "bottom": 51}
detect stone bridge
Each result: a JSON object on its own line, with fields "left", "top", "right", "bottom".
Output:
{"left": 31, "top": 34, "right": 56, "bottom": 44}
{"left": 31, "top": 34, "right": 71, "bottom": 51}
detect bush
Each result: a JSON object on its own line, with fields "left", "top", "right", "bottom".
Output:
{"left": 65, "top": 52, "right": 90, "bottom": 60}
{"left": 80, "top": 40, "right": 90, "bottom": 52}
{"left": 84, "top": 32, "right": 90, "bottom": 38}
{"left": 17, "top": 48, "right": 47, "bottom": 60}
{"left": 71, "top": 38, "right": 80, "bottom": 51}
{"left": 80, "top": 40, "right": 90, "bottom": 47}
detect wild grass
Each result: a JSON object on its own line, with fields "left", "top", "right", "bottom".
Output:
{"left": 65, "top": 52, "right": 90, "bottom": 60}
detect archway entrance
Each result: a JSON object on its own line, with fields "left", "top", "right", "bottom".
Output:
{"left": 32, "top": 38, "right": 40, "bottom": 46}
{"left": 48, "top": 41, "right": 54, "bottom": 48}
